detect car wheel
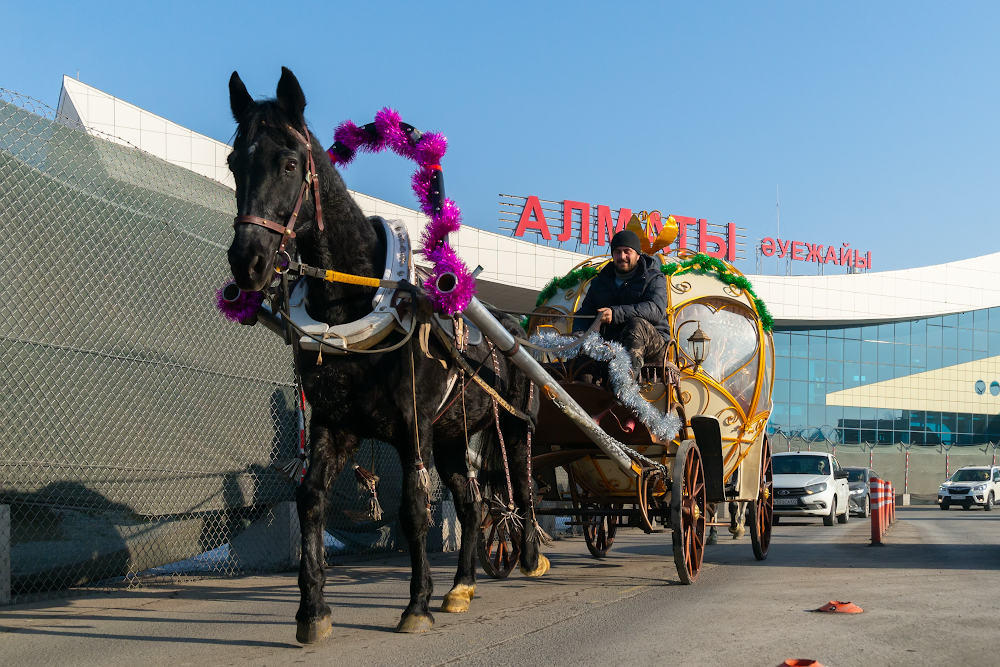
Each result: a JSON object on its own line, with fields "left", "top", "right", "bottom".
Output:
{"left": 772, "top": 515, "right": 780, "bottom": 525}
{"left": 837, "top": 499, "right": 849, "bottom": 524}
{"left": 823, "top": 498, "right": 836, "bottom": 526}
{"left": 941, "top": 500, "right": 950, "bottom": 510}
{"left": 986, "top": 492, "right": 994, "bottom": 512}
{"left": 860, "top": 495, "right": 870, "bottom": 519}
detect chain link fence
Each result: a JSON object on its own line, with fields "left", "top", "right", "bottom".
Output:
{"left": 0, "top": 90, "right": 434, "bottom": 604}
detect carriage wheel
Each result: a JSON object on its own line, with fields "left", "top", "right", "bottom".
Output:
{"left": 477, "top": 509, "right": 522, "bottom": 579}
{"left": 749, "top": 435, "right": 773, "bottom": 561}
{"left": 583, "top": 504, "right": 620, "bottom": 558}
{"left": 671, "top": 440, "right": 707, "bottom": 584}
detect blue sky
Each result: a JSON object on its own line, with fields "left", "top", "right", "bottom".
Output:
{"left": 3, "top": 1, "right": 998, "bottom": 274}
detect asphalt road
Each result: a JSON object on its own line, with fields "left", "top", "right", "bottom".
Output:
{"left": 2, "top": 506, "right": 999, "bottom": 667}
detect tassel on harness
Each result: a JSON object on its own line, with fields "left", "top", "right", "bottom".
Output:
{"left": 410, "top": 344, "right": 434, "bottom": 526}
{"left": 275, "top": 381, "right": 309, "bottom": 485}
{"left": 353, "top": 463, "right": 383, "bottom": 521}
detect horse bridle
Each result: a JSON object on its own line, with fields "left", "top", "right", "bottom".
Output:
{"left": 233, "top": 124, "right": 325, "bottom": 262}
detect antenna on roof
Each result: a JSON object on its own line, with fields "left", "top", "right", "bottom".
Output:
{"left": 776, "top": 185, "right": 780, "bottom": 276}
{"left": 76, "top": 70, "right": 80, "bottom": 80}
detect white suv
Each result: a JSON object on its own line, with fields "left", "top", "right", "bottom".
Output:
{"left": 771, "top": 452, "right": 851, "bottom": 526}
{"left": 938, "top": 466, "right": 1000, "bottom": 511}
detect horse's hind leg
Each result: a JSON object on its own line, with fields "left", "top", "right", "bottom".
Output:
{"left": 435, "top": 446, "right": 479, "bottom": 613}
{"left": 295, "top": 423, "right": 352, "bottom": 644}
{"left": 728, "top": 500, "right": 746, "bottom": 539}
{"left": 707, "top": 503, "right": 719, "bottom": 545}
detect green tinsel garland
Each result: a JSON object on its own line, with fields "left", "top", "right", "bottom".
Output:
{"left": 532, "top": 254, "right": 774, "bottom": 333}
{"left": 535, "top": 265, "right": 600, "bottom": 308}
{"left": 661, "top": 253, "right": 774, "bottom": 332}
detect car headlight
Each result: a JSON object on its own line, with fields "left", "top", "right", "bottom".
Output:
{"left": 974, "top": 484, "right": 987, "bottom": 491}
{"left": 850, "top": 488, "right": 865, "bottom": 495}
{"left": 804, "top": 482, "right": 828, "bottom": 495}
{"left": 939, "top": 486, "right": 948, "bottom": 492}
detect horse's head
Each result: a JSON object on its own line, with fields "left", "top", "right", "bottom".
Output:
{"left": 226, "top": 67, "right": 322, "bottom": 291}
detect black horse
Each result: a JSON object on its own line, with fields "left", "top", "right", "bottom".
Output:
{"left": 225, "top": 67, "right": 546, "bottom": 643}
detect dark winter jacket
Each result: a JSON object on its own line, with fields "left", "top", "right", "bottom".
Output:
{"left": 572, "top": 253, "right": 670, "bottom": 342}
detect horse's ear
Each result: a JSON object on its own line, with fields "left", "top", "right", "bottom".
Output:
{"left": 229, "top": 72, "right": 255, "bottom": 122}
{"left": 276, "top": 66, "right": 306, "bottom": 123}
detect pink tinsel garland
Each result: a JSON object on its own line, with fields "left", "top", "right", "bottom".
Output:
{"left": 328, "top": 108, "right": 474, "bottom": 314}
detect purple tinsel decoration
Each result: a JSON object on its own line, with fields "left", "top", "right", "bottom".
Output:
{"left": 216, "top": 281, "right": 264, "bottom": 324}
{"left": 328, "top": 107, "right": 475, "bottom": 314}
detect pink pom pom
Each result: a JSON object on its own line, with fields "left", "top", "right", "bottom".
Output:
{"left": 216, "top": 281, "right": 264, "bottom": 324}
{"left": 414, "top": 132, "right": 447, "bottom": 167}
{"left": 411, "top": 167, "right": 434, "bottom": 202}
{"left": 423, "top": 245, "right": 476, "bottom": 314}
{"left": 333, "top": 120, "right": 372, "bottom": 154}
{"left": 375, "top": 107, "right": 415, "bottom": 161}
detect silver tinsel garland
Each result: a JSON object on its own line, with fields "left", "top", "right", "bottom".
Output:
{"left": 528, "top": 331, "right": 682, "bottom": 442}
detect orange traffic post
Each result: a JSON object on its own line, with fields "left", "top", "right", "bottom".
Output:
{"left": 778, "top": 660, "right": 826, "bottom": 667}
{"left": 870, "top": 479, "right": 884, "bottom": 545}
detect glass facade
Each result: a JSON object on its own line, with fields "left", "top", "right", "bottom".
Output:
{"left": 769, "top": 306, "right": 1000, "bottom": 446}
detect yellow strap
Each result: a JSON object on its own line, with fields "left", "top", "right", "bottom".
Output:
{"left": 324, "top": 269, "right": 382, "bottom": 288}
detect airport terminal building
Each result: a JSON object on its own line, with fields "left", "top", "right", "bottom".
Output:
{"left": 55, "top": 76, "right": 1000, "bottom": 448}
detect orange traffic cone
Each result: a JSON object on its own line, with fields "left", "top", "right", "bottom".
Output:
{"left": 778, "top": 661, "right": 825, "bottom": 667}
{"left": 815, "top": 600, "right": 864, "bottom": 613}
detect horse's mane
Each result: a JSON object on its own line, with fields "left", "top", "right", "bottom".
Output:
{"left": 232, "top": 100, "right": 302, "bottom": 148}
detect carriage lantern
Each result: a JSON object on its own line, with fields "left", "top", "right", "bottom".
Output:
{"left": 687, "top": 321, "right": 711, "bottom": 370}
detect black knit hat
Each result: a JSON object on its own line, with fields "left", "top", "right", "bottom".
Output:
{"left": 611, "top": 229, "right": 642, "bottom": 253}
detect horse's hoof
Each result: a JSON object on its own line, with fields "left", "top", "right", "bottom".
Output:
{"left": 732, "top": 526, "right": 746, "bottom": 540}
{"left": 440, "top": 584, "right": 476, "bottom": 613}
{"left": 707, "top": 529, "right": 718, "bottom": 545}
{"left": 395, "top": 613, "right": 434, "bottom": 633}
{"left": 519, "top": 554, "right": 550, "bottom": 578}
{"left": 295, "top": 615, "right": 333, "bottom": 644}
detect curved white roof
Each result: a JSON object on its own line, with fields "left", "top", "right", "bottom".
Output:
{"left": 748, "top": 252, "right": 1000, "bottom": 326}
{"left": 56, "top": 76, "right": 1000, "bottom": 320}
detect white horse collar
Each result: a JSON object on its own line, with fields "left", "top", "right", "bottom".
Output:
{"left": 265, "top": 217, "right": 415, "bottom": 353}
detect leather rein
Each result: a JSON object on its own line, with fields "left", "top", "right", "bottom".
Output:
{"left": 233, "top": 124, "right": 324, "bottom": 259}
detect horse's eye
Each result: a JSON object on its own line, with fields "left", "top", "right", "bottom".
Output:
{"left": 285, "top": 160, "right": 297, "bottom": 173}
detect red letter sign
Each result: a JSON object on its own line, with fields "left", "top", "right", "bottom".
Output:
{"left": 513, "top": 196, "right": 551, "bottom": 240}
{"left": 699, "top": 219, "right": 728, "bottom": 260}
{"left": 562, "top": 200, "right": 589, "bottom": 243}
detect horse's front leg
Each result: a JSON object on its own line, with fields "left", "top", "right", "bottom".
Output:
{"left": 295, "top": 422, "right": 353, "bottom": 644}
{"left": 505, "top": 415, "right": 549, "bottom": 578}
{"left": 435, "top": 445, "right": 480, "bottom": 613}
{"left": 395, "top": 452, "right": 436, "bottom": 632}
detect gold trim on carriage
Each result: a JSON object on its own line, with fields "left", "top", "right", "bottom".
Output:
{"left": 477, "top": 212, "right": 775, "bottom": 584}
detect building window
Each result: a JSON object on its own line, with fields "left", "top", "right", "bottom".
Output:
{"left": 991, "top": 381, "right": 1000, "bottom": 397}
{"left": 976, "top": 380, "right": 987, "bottom": 395}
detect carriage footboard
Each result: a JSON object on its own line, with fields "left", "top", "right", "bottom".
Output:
{"left": 690, "top": 416, "right": 726, "bottom": 502}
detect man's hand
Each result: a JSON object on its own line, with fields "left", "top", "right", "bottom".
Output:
{"left": 597, "top": 308, "right": 613, "bottom": 324}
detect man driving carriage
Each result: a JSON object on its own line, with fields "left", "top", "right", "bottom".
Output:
{"left": 573, "top": 229, "right": 670, "bottom": 379}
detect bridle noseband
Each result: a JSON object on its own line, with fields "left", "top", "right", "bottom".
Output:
{"left": 233, "top": 124, "right": 325, "bottom": 259}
